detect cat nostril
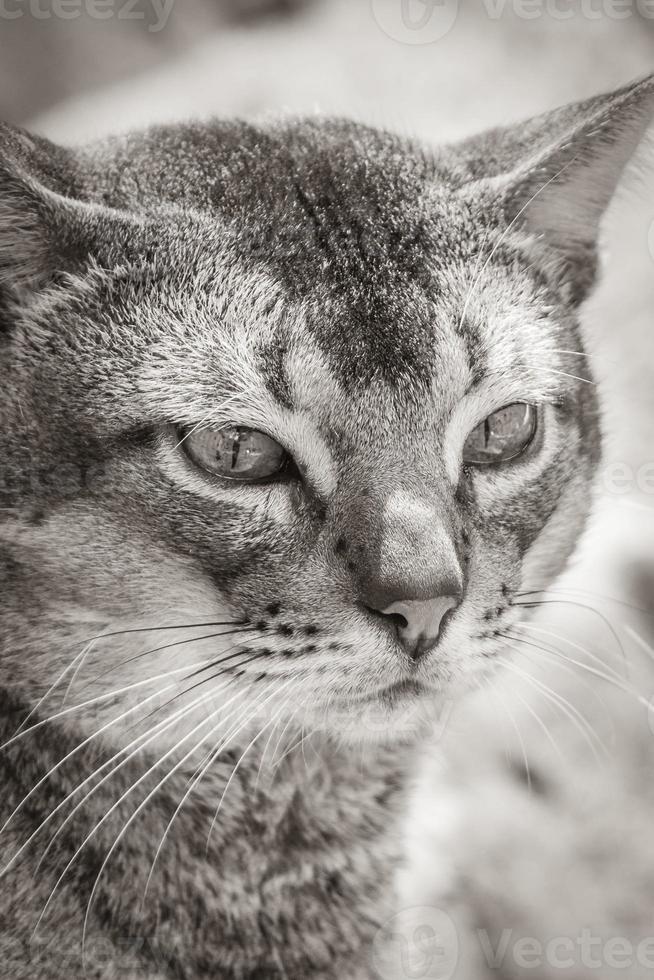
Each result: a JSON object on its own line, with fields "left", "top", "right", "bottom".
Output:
{"left": 364, "top": 605, "right": 408, "bottom": 631}
{"left": 385, "top": 611, "right": 409, "bottom": 631}
{"left": 439, "top": 607, "right": 456, "bottom": 636}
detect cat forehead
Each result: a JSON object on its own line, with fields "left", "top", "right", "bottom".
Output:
{"left": 95, "top": 118, "right": 531, "bottom": 390}
{"left": 110, "top": 117, "right": 441, "bottom": 209}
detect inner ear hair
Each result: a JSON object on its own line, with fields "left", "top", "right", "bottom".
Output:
{"left": 505, "top": 74, "right": 654, "bottom": 248}
{"left": 0, "top": 126, "right": 142, "bottom": 305}
{"left": 460, "top": 73, "right": 654, "bottom": 303}
{"left": 0, "top": 124, "right": 78, "bottom": 295}
{"left": 0, "top": 166, "right": 58, "bottom": 294}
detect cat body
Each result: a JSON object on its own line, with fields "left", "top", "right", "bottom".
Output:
{"left": 1, "top": 77, "right": 653, "bottom": 977}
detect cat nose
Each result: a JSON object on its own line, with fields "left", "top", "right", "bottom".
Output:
{"left": 377, "top": 592, "right": 462, "bottom": 662}
{"left": 342, "top": 486, "right": 464, "bottom": 659}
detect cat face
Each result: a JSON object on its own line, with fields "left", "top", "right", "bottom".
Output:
{"left": 1, "top": 76, "right": 652, "bottom": 747}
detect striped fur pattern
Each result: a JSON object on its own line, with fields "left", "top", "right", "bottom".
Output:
{"left": 0, "top": 75, "right": 652, "bottom": 977}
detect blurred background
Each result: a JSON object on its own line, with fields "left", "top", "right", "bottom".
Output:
{"left": 4, "top": 0, "right": 653, "bottom": 143}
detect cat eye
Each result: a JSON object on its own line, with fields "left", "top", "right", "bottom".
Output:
{"left": 462, "top": 403, "right": 537, "bottom": 466}
{"left": 180, "top": 425, "right": 289, "bottom": 482}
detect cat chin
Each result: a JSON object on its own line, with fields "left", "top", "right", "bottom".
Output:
{"left": 308, "top": 688, "right": 444, "bottom": 747}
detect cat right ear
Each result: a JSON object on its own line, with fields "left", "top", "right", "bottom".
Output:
{"left": 456, "top": 74, "right": 654, "bottom": 303}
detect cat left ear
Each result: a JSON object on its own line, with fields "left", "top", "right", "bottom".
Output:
{"left": 467, "top": 75, "right": 654, "bottom": 301}
{"left": 0, "top": 126, "right": 80, "bottom": 294}
{"left": 0, "top": 124, "right": 133, "bottom": 300}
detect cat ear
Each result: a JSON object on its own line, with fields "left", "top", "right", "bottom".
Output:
{"left": 0, "top": 125, "right": 126, "bottom": 298}
{"left": 460, "top": 75, "right": 654, "bottom": 301}
{"left": 0, "top": 126, "right": 76, "bottom": 293}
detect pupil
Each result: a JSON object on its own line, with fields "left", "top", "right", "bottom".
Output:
{"left": 230, "top": 431, "right": 241, "bottom": 471}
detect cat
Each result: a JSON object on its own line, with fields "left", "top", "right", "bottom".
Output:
{"left": 0, "top": 73, "right": 652, "bottom": 979}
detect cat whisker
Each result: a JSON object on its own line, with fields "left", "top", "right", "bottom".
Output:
{"left": 549, "top": 348, "right": 607, "bottom": 361}
{"left": 456, "top": 156, "right": 577, "bottom": 348}
{"left": 205, "top": 689, "right": 296, "bottom": 852}
{"left": 623, "top": 625, "right": 654, "bottom": 665}
{"left": 299, "top": 720, "right": 314, "bottom": 774}
{"left": 504, "top": 627, "right": 611, "bottom": 689}
{"left": 174, "top": 661, "right": 273, "bottom": 791}
{"left": 516, "top": 584, "right": 653, "bottom": 617}
{"left": 512, "top": 593, "right": 628, "bottom": 668}
{"left": 515, "top": 622, "right": 629, "bottom": 685}
{"left": 0, "top": 651, "right": 261, "bottom": 808}
{"left": 477, "top": 670, "right": 566, "bottom": 769}
{"left": 82, "top": 618, "right": 250, "bottom": 645}
{"left": 486, "top": 681, "right": 533, "bottom": 790}
{"left": 456, "top": 224, "right": 491, "bottom": 334}
{"left": 142, "top": 677, "right": 298, "bottom": 899}
{"left": 267, "top": 703, "right": 302, "bottom": 776}
{"left": 64, "top": 621, "right": 245, "bottom": 707}
{"left": 62, "top": 639, "right": 100, "bottom": 707}
{"left": 271, "top": 722, "right": 318, "bottom": 772}
{"left": 79, "top": 703, "right": 244, "bottom": 969}
{"left": 0, "top": 667, "right": 213, "bottom": 755}
{"left": 509, "top": 684, "right": 567, "bottom": 765}
{"left": 544, "top": 368, "right": 596, "bottom": 386}
{"left": 59, "top": 617, "right": 249, "bottom": 707}
{"left": 253, "top": 709, "right": 286, "bottom": 795}
{"left": 182, "top": 643, "right": 267, "bottom": 682}
{"left": 38, "top": 677, "right": 259, "bottom": 891}
{"left": 136, "top": 678, "right": 293, "bottom": 907}
{"left": 13, "top": 641, "right": 94, "bottom": 738}
{"left": 496, "top": 653, "right": 607, "bottom": 763}
{"left": 501, "top": 629, "right": 616, "bottom": 720}
{"left": 36, "top": 681, "right": 256, "bottom": 945}
{"left": 5, "top": 681, "right": 233, "bottom": 881}
{"left": 16, "top": 650, "right": 263, "bottom": 868}
{"left": 74, "top": 625, "right": 255, "bottom": 696}
{"left": 0, "top": 679, "right": 179, "bottom": 847}
{"left": 136, "top": 649, "right": 271, "bottom": 728}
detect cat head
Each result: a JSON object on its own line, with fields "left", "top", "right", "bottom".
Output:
{"left": 1, "top": 75, "right": 652, "bottom": 748}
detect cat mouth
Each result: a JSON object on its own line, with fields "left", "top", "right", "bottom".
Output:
{"left": 355, "top": 678, "right": 429, "bottom": 704}
{"left": 378, "top": 678, "right": 428, "bottom": 699}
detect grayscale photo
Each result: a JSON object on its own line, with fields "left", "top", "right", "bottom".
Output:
{"left": 1, "top": 1, "right": 654, "bottom": 978}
